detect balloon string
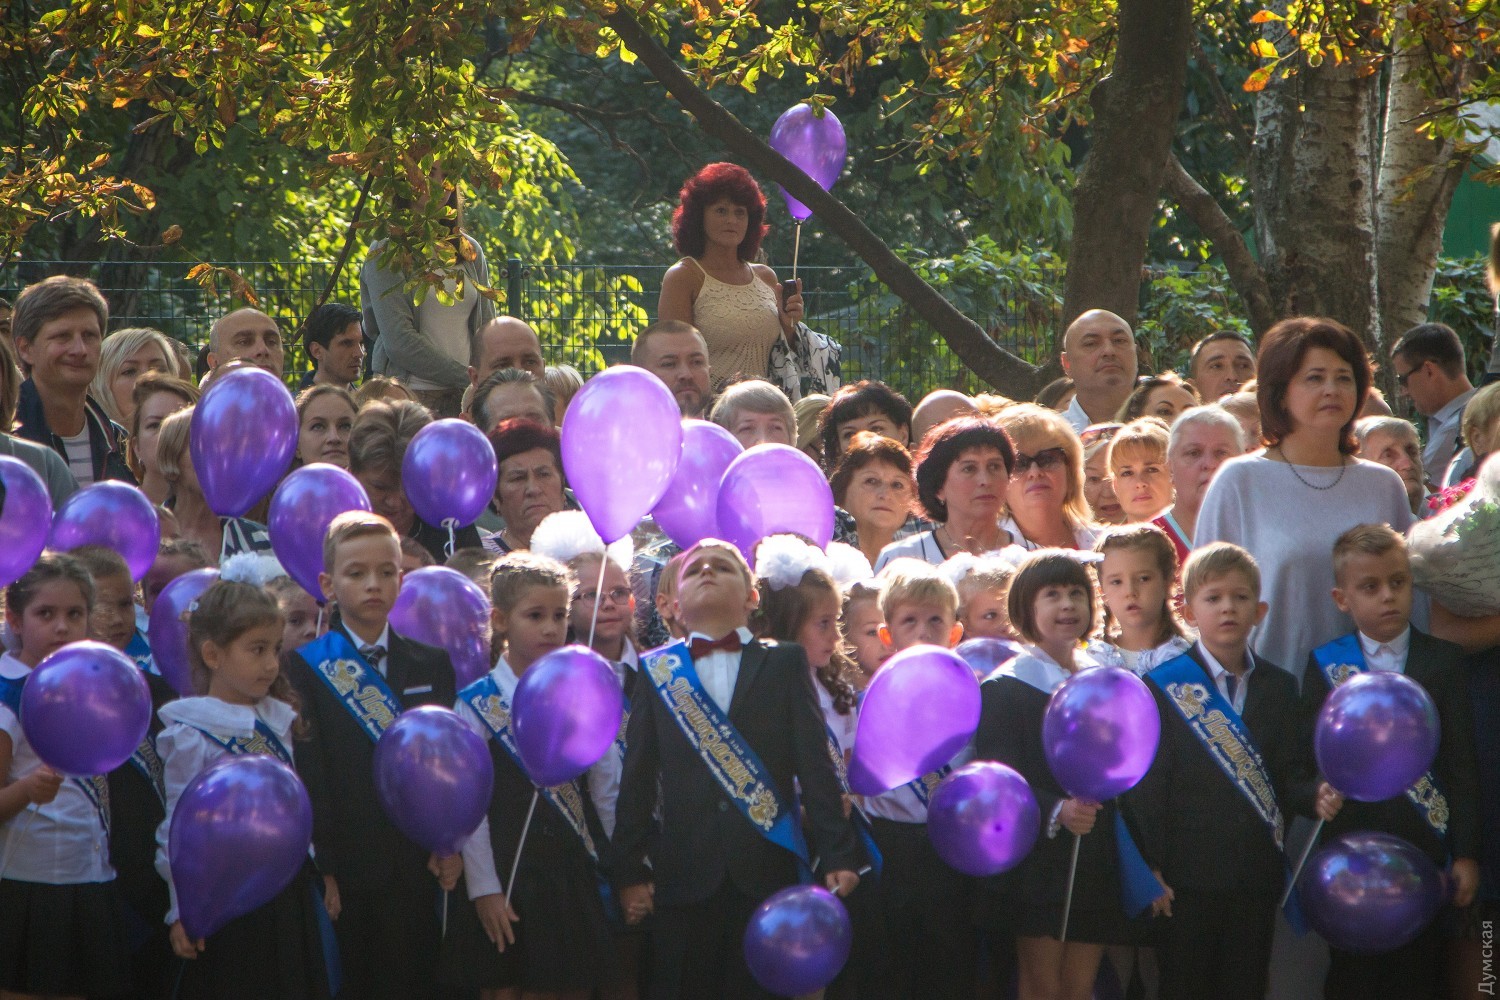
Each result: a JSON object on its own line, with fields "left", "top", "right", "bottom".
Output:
{"left": 791, "top": 221, "right": 802, "bottom": 281}
{"left": 316, "top": 604, "right": 325, "bottom": 636}
{"left": 0, "top": 805, "right": 41, "bottom": 881}
{"left": 1059, "top": 831, "right": 1082, "bottom": 943}
{"left": 506, "top": 789, "right": 540, "bottom": 901}
{"left": 586, "top": 555, "right": 607, "bottom": 650}
{"left": 440, "top": 888, "right": 448, "bottom": 940}
{"left": 1279, "top": 816, "right": 1325, "bottom": 909}
{"left": 444, "top": 519, "right": 457, "bottom": 560}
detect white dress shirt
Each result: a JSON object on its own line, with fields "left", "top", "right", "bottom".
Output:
{"left": 344, "top": 623, "right": 392, "bottom": 676}
{"left": 456, "top": 657, "right": 521, "bottom": 900}
{"left": 0, "top": 653, "right": 113, "bottom": 884}
{"left": 1196, "top": 641, "right": 1255, "bottom": 715}
{"left": 1062, "top": 395, "right": 1092, "bottom": 433}
{"left": 154, "top": 696, "right": 300, "bottom": 923}
{"left": 1357, "top": 627, "right": 1410, "bottom": 675}
{"left": 685, "top": 627, "right": 755, "bottom": 715}
{"left": 1424, "top": 388, "right": 1474, "bottom": 479}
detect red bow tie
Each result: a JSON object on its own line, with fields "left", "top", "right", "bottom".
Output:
{"left": 690, "top": 633, "right": 744, "bottom": 659}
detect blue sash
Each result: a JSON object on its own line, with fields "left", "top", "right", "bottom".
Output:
{"left": 1115, "top": 811, "right": 1167, "bottom": 916}
{"left": 641, "top": 642, "right": 811, "bottom": 875}
{"left": 299, "top": 631, "right": 402, "bottom": 744}
{"left": 459, "top": 674, "right": 599, "bottom": 864}
{"left": 1311, "top": 634, "right": 1449, "bottom": 837}
{"left": 193, "top": 719, "right": 295, "bottom": 767}
{"left": 1147, "top": 654, "right": 1285, "bottom": 851}
{"left": 822, "top": 722, "right": 883, "bottom": 877}
{"left": 0, "top": 673, "right": 112, "bottom": 834}
{"left": 126, "top": 629, "right": 157, "bottom": 676}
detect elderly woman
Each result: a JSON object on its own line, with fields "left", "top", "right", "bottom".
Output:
{"left": 658, "top": 163, "right": 803, "bottom": 389}
{"left": 91, "top": 327, "right": 178, "bottom": 426}
{"left": 1354, "top": 415, "right": 1425, "bottom": 515}
{"left": 295, "top": 384, "right": 358, "bottom": 468}
{"left": 831, "top": 433, "right": 921, "bottom": 568}
{"left": 126, "top": 372, "right": 199, "bottom": 505}
{"left": 708, "top": 379, "right": 796, "bottom": 449}
{"left": 156, "top": 406, "right": 272, "bottom": 562}
{"left": 0, "top": 333, "right": 77, "bottom": 504}
{"left": 874, "top": 417, "right": 1016, "bottom": 570}
{"left": 484, "top": 418, "right": 569, "bottom": 553}
{"left": 1156, "top": 404, "right": 1246, "bottom": 563}
{"left": 995, "top": 403, "right": 1099, "bottom": 549}
{"left": 1081, "top": 423, "right": 1124, "bottom": 525}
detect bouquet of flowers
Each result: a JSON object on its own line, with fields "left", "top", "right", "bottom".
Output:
{"left": 1410, "top": 452, "right": 1500, "bottom": 616}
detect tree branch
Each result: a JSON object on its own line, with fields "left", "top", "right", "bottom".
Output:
{"left": 599, "top": 5, "right": 1041, "bottom": 395}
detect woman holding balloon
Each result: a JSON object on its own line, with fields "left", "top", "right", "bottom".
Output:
{"left": 657, "top": 163, "right": 803, "bottom": 390}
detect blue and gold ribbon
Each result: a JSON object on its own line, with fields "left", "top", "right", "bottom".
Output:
{"left": 299, "top": 631, "right": 401, "bottom": 744}
{"left": 193, "top": 719, "right": 295, "bottom": 767}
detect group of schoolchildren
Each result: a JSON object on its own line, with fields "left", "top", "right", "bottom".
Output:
{"left": 0, "top": 496, "right": 1478, "bottom": 1000}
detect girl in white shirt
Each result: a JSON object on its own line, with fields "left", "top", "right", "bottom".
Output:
{"left": 0, "top": 552, "right": 132, "bottom": 998}
{"left": 1092, "top": 525, "right": 1193, "bottom": 675}
{"left": 156, "top": 580, "right": 331, "bottom": 999}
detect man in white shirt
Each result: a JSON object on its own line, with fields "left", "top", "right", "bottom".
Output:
{"left": 1390, "top": 323, "right": 1474, "bottom": 481}
{"left": 1060, "top": 308, "right": 1139, "bottom": 432}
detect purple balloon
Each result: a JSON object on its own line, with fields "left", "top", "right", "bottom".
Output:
{"left": 0, "top": 456, "right": 51, "bottom": 587}
{"left": 192, "top": 366, "right": 297, "bottom": 517}
{"left": 769, "top": 103, "right": 847, "bottom": 221}
{"left": 402, "top": 419, "right": 498, "bottom": 529}
{"left": 562, "top": 366, "right": 683, "bottom": 543}
{"left": 928, "top": 761, "right": 1041, "bottom": 876}
{"left": 511, "top": 645, "right": 624, "bottom": 787}
{"left": 1299, "top": 832, "right": 1446, "bottom": 954}
{"left": 148, "top": 568, "right": 221, "bottom": 696}
{"left": 1043, "top": 666, "right": 1160, "bottom": 802}
{"left": 390, "top": 567, "right": 492, "bottom": 689}
{"left": 1316, "top": 671, "right": 1439, "bottom": 802}
{"left": 373, "top": 706, "right": 494, "bottom": 856}
{"left": 743, "top": 885, "right": 852, "bottom": 996}
{"left": 955, "top": 637, "right": 1025, "bottom": 681}
{"left": 716, "top": 444, "right": 835, "bottom": 558}
{"left": 650, "top": 421, "right": 744, "bottom": 549}
{"left": 169, "top": 755, "right": 312, "bottom": 940}
{"left": 848, "top": 645, "right": 980, "bottom": 796}
{"left": 269, "top": 464, "right": 372, "bottom": 599}
{"left": 48, "top": 481, "right": 160, "bottom": 581}
{"left": 20, "top": 641, "right": 152, "bottom": 776}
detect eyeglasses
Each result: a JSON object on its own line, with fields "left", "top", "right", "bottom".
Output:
{"left": 1394, "top": 361, "right": 1424, "bottom": 388}
{"left": 1011, "top": 447, "right": 1067, "bottom": 476}
{"left": 1078, "top": 424, "right": 1122, "bottom": 448}
{"left": 577, "top": 586, "right": 632, "bottom": 606}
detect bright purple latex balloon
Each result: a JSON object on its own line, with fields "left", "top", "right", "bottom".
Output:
{"left": 955, "top": 637, "right": 1025, "bottom": 681}
{"left": 1042, "top": 666, "right": 1160, "bottom": 802}
{"left": 743, "top": 885, "right": 852, "bottom": 996}
{"left": 1315, "top": 671, "right": 1439, "bottom": 802}
{"left": 21, "top": 641, "right": 152, "bottom": 776}
{"left": 269, "top": 464, "right": 371, "bottom": 599}
{"left": 512, "top": 645, "right": 624, "bottom": 787}
{"left": 1299, "top": 832, "right": 1446, "bottom": 954}
{"left": 48, "top": 481, "right": 160, "bottom": 581}
{"left": 928, "top": 761, "right": 1041, "bottom": 877}
{"left": 390, "top": 567, "right": 492, "bottom": 689}
{"left": 169, "top": 755, "right": 312, "bottom": 940}
{"left": 402, "top": 419, "right": 498, "bottom": 530}
{"left": 716, "top": 444, "right": 835, "bottom": 558}
{"left": 373, "top": 706, "right": 494, "bottom": 856}
{"left": 191, "top": 366, "right": 297, "bottom": 517}
{"left": 848, "top": 645, "right": 981, "bottom": 796}
{"left": 561, "top": 365, "right": 683, "bottom": 543}
{"left": 769, "top": 103, "right": 847, "bottom": 221}
{"left": 0, "top": 456, "right": 51, "bottom": 587}
{"left": 148, "top": 568, "right": 221, "bottom": 696}
{"left": 650, "top": 421, "right": 743, "bottom": 549}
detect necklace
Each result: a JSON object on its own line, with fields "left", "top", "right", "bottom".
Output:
{"left": 938, "top": 522, "right": 998, "bottom": 556}
{"left": 1275, "top": 447, "right": 1348, "bottom": 491}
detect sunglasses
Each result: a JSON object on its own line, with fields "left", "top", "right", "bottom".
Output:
{"left": 1012, "top": 447, "right": 1067, "bottom": 476}
{"left": 1394, "top": 361, "right": 1424, "bottom": 388}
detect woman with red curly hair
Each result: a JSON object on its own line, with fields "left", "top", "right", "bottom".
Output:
{"left": 658, "top": 162, "right": 804, "bottom": 389}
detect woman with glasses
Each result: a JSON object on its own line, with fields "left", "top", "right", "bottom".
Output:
{"left": 996, "top": 404, "right": 1100, "bottom": 550}
{"left": 873, "top": 417, "right": 1017, "bottom": 571}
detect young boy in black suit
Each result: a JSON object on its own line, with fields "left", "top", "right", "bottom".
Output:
{"left": 1128, "top": 542, "right": 1303, "bottom": 1000}
{"left": 614, "top": 539, "right": 860, "bottom": 1000}
{"left": 1301, "top": 524, "right": 1481, "bottom": 1000}
{"left": 284, "top": 512, "right": 459, "bottom": 1000}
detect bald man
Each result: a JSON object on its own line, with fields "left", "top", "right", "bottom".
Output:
{"left": 910, "top": 389, "right": 976, "bottom": 444}
{"left": 207, "top": 307, "right": 284, "bottom": 377}
{"left": 469, "top": 316, "right": 545, "bottom": 391}
{"left": 1059, "top": 309, "right": 1138, "bottom": 431}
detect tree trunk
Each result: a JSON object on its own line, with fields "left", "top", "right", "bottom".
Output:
{"left": 1251, "top": 9, "right": 1382, "bottom": 344}
{"left": 1374, "top": 21, "right": 1472, "bottom": 350}
{"left": 1060, "top": 0, "right": 1193, "bottom": 332}
{"left": 601, "top": 7, "right": 1045, "bottom": 397}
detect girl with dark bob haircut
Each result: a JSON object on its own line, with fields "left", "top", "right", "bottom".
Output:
{"left": 1255, "top": 316, "right": 1371, "bottom": 455}
{"left": 913, "top": 417, "right": 1017, "bottom": 522}
{"left": 817, "top": 379, "right": 914, "bottom": 470}
{"left": 669, "top": 162, "right": 768, "bottom": 261}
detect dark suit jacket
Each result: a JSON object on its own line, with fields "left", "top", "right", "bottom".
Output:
{"left": 284, "top": 624, "right": 456, "bottom": 887}
{"left": 1125, "top": 646, "right": 1304, "bottom": 895}
{"left": 613, "top": 638, "right": 858, "bottom": 906}
{"left": 1297, "top": 628, "right": 1481, "bottom": 864}
{"left": 108, "top": 670, "right": 177, "bottom": 920}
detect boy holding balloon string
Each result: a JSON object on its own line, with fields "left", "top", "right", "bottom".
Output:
{"left": 1298, "top": 524, "right": 1480, "bottom": 1000}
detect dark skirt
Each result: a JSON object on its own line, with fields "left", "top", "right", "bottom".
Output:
{"left": 174, "top": 866, "right": 332, "bottom": 1000}
{"left": 985, "top": 812, "right": 1138, "bottom": 946}
{"left": 0, "top": 877, "right": 132, "bottom": 997}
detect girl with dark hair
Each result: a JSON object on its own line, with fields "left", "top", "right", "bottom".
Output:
{"left": 657, "top": 163, "right": 804, "bottom": 389}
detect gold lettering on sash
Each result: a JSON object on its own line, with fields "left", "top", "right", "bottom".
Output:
{"left": 1165, "top": 682, "right": 1285, "bottom": 850}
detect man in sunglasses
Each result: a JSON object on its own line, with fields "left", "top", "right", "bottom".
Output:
{"left": 1390, "top": 323, "right": 1474, "bottom": 482}
{"left": 1059, "top": 309, "right": 1140, "bottom": 432}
